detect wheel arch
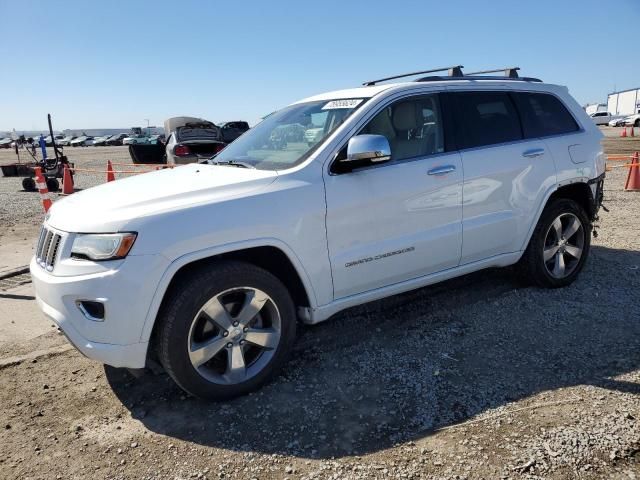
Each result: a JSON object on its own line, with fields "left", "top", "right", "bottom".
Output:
{"left": 520, "top": 180, "right": 595, "bottom": 253}
{"left": 139, "top": 239, "right": 316, "bottom": 345}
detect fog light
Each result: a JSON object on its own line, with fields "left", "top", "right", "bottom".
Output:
{"left": 76, "top": 300, "right": 105, "bottom": 321}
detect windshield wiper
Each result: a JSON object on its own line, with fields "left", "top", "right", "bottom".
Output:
{"left": 212, "top": 159, "right": 255, "bottom": 169}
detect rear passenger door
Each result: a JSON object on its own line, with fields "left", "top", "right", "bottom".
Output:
{"left": 512, "top": 91, "right": 582, "bottom": 186}
{"left": 451, "top": 90, "right": 556, "bottom": 265}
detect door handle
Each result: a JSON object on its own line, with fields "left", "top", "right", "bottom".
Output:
{"left": 427, "top": 165, "right": 456, "bottom": 176}
{"left": 522, "top": 148, "right": 545, "bottom": 158}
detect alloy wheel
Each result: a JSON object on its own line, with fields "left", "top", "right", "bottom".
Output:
{"left": 187, "top": 287, "right": 281, "bottom": 385}
{"left": 543, "top": 213, "right": 585, "bottom": 279}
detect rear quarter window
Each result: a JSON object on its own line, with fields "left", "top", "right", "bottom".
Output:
{"left": 513, "top": 92, "right": 579, "bottom": 138}
{"left": 451, "top": 92, "right": 523, "bottom": 149}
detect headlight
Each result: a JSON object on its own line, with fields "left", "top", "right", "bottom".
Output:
{"left": 71, "top": 233, "right": 137, "bottom": 261}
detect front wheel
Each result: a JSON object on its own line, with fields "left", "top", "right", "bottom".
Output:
{"left": 156, "top": 261, "right": 296, "bottom": 400}
{"left": 518, "top": 199, "right": 591, "bottom": 288}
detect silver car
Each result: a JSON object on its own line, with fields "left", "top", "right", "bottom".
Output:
{"left": 165, "top": 117, "right": 226, "bottom": 165}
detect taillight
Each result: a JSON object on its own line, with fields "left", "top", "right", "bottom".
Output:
{"left": 214, "top": 143, "right": 226, "bottom": 153}
{"left": 174, "top": 144, "right": 191, "bottom": 157}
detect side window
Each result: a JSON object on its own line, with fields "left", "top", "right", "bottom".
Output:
{"left": 360, "top": 94, "right": 444, "bottom": 162}
{"left": 452, "top": 92, "right": 522, "bottom": 149}
{"left": 513, "top": 92, "right": 579, "bottom": 138}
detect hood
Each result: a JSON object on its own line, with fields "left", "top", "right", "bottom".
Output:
{"left": 47, "top": 164, "right": 278, "bottom": 233}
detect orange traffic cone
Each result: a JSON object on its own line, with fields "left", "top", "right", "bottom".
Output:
{"left": 62, "top": 165, "right": 74, "bottom": 195}
{"left": 624, "top": 151, "right": 640, "bottom": 191}
{"left": 621, "top": 127, "right": 628, "bottom": 138}
{"left": 34, "top": 167, "right": 52, "bottom": 212}
{"left": 631, "top": 127, "right": 636, "bottom": 137}
{"left": 106, "top": 160, "right": 115, "bottom": 182}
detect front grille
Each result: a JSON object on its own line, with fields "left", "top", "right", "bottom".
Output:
{"left": 36, "top": 226, "right": 62, "bottom": 271}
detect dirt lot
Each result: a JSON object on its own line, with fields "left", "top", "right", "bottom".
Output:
{"left": 0, "top": 131, "right": 639, "bottom": 479}
{"left": 0, "top": 145, "right": 136, "bottom": 237}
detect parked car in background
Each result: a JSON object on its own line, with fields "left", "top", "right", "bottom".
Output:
{"left": 123, "top": 134, "right": 149, "bottom": 145}
{"left": 304, "top": 127, "right": 324, "bottom": 146}
{"left": 0, "top": 137, "right": 13, "bottom": 148}
{"left": 270, "top": 123, "right": 306, "bottom": 147}
{"left": 70, "top": 136, "right": 94, "bottom": 147}
{"left": 218, "top": 121, "right": 250, "bottom": 143}
{"left": 165, "top": 117, "right": 226, "bottom": 165}
{"left": 106, "top": 133, "right": 128, "bottom": 146}
{"left": 44, "top": 134, "right": 65, "bottom": 146}
{"left": 148, "top": 134, "right": 166, "bottom": 145}
{"left": 589, "top": 111, "right": 622, "bottom": 126}
{"left": 608, "top": 118, "right": 626, "bottom": 127}
{"left": 58, "top": 136, "right": 77, "bottom": 146}
{"left": 92, "top": 135, "right": 111, "bottom": 146}
{"left": 623, "top": 110, "right": 640, "bottom": 127}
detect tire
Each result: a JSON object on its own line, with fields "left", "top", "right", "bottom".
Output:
{"left": 21, "top": 177, "right": 36, "bottom": 191}
{"left": 46, "top": 178, "right": 59, "bottom": 192}
{"left": 519, "top": 198, "right": 591, "bottom": 288}
{"left": 156, "top": 261, "right": 296, "bottom": 400}
{"left": 635, "top": 119, "right": 640, "bottom": 128}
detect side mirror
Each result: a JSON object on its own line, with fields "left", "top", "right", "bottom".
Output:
{"left": 346, "top": 134, "right": 391, "bottom": 163}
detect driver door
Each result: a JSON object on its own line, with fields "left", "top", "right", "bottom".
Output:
{"left": 324, "top": 94, "right": 463, "bottom": 299}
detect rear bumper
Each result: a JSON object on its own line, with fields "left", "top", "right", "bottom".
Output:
{"left": 588, "top": 173, "right": 605, "bottom": 220}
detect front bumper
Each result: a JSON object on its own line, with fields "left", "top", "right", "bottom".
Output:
{"left": 30, "top": 253, "right": 169, "bottom": 369}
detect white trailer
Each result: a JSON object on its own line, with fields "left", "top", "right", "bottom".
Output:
{"left": 608, "top": 88, "right": 640, "bottom": 116}
{"left": 584, "top": 103, "right": 606, "bottom": 115}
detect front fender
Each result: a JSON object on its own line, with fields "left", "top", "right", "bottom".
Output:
{"left": 137, "top": 237, "right": 318, "bottom": 343}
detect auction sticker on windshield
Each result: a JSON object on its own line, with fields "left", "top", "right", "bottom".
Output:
{"left": 322, "top": 99, "right": 364, "bottom": 110}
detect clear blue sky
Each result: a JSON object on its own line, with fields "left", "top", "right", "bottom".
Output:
{"left": 0, "top": 0, "right": 636, "bottom": 131}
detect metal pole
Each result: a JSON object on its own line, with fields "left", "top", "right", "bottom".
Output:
{"left": 48, "top": 114, "right": 59, "bottom": 163}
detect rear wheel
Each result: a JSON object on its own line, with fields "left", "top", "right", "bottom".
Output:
{"left": 21, "top": 177, "right": 36, "bottom": 191}
{"left": 46, "top": 178, "right": 59, "bottom": 192}
{"left": 635, "top": 119, "right": 640, "bottom": 128}
{"left": 519, "top": 199, "right": 591, "bottom": 288}
{"left": 157, "top": 261, "right": 296, "bottom": 400}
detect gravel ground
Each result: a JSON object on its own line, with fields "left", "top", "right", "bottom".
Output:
{"left": 0, "top": 145, "right": 145, "bottom": 238}
{"left": 0, "top": 133, "right": 639, "bottom": 479}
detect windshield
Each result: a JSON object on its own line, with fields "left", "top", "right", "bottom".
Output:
{"left": 209, "top": 98, "right": 366, "bottom": 170}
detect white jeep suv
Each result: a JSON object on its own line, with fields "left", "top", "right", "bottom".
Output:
{"left": 31, "top": 66, "right": 605, "bottom": 400}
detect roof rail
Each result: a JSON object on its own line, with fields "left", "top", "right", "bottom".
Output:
{"left": 414, "top": 75, "right": 542, "bottom": 83}
{"left": 465, "top": 67, "right": 520, "bottom": 78}
{"left": 415, "top": 66, "right": 542, "bottom": 83}
{"left": 363, "top": 65, "right": 464, "bottom": 86}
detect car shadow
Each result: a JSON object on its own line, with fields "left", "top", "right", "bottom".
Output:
{"left": 106, "top": 244, "right": 640, "bottom": 459}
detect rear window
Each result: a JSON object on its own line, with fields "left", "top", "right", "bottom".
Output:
{"left": 177, "top": 124, "right": 220, "bottom": 141}
{"left": 452, "top": 92, "right": 522, "bottom": 149}
{"left": 513, "top": 92, "right": 579, "bottom": 138}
